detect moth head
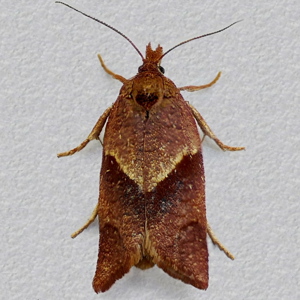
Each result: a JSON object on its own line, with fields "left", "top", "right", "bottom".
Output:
{"left": 137, "top": 43, "right": 165, "bottom": 74}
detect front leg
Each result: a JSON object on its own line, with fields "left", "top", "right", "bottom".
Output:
{"left": 57, "top": 106, "right": 112, "bottom": 157}
{"left": 179, "top": 72, "right": 221, "bottom": 91}
{"left": 97, "top": 54, "right": 127, "bottom": 83}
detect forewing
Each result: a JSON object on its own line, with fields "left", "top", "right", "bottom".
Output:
{"left": 145, "top": 96, "right": 208, "bottom": 289}
{"left": 92, "top": 94, "right": 146, "bottom": 293}
{"left": 146, "top": 152, "right": 208, "bottom": 289}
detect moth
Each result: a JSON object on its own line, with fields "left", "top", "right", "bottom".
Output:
{"left": 56, "top": 2, "right": 244, "bottom": 293}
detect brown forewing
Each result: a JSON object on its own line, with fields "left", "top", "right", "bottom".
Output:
{"left": 93, "top": 154, "right": 145, "bottom": 292}
{"left": 145, "top": 152, "right": 207, "bottom": 289}
{"left": 93, "top": 76, "right": 208, "bottom": 292}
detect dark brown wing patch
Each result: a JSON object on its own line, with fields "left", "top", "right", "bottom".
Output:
{"left": 146, "top": 152, "right": 208, "bottom": 289}
{"left": 93, "top": 155, "right": 145, "bottom": 293}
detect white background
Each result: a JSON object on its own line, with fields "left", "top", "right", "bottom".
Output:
{"left": 1, "top": 0, "right": 299, "bottom": 299}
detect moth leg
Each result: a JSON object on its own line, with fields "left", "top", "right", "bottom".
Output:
{"left": 179, "top": 71, "right": 221, "bottom": 91}
{"left": 189, "top": 104, "right": 245, "bottom": 151}
{"left": 207, "top": 223, "right": 234, "bottom": 260}
{"left": 97, "top": 54, "right": 127, "bottom": 83}
{"left": 57, "top": 106, "right": 111, "bottom": 157}
{"left": 71, "top": 202, "right": 99, "bottom": 239}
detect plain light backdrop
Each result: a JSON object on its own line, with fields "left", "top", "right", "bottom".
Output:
{"left": 1, "top": 0, "right": 299, "bottom": 299}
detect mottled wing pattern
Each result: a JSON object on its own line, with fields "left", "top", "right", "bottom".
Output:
{"left": 93, "top": 153, "right": 144, "bottom": 292}
{"left": 93, "top": 67, "right": 208, "bottom": 292}
{"left": 144, "top": 96, "right": 208, "bottom": 289}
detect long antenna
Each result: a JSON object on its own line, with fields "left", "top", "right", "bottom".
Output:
{"left": 159, "top": 20, "right": 242, "bottom": 61}
{"left": 55, "top": 1, "right": 144, "bottom": 60}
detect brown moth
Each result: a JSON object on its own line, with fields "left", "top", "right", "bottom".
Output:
{"left": 56, "top": 2, "right": 244, "bottom": 293}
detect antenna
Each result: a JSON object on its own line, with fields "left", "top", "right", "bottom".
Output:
{"left": 55, "top": 2, "right": 144, "bottom": 60}
{"left": 160, "top": 20, "right": 242, "bottom": 61}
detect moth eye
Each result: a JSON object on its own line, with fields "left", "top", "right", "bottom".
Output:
{"left": 158, "top": 66, "right": 165, "bottom": 74}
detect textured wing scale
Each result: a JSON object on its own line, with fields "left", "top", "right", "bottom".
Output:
{"left": 93, "top": 89, "right": 208, "bottom": 292}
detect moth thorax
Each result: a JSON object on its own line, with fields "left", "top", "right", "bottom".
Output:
{"left": 132, "top": 75, "right": 163, "bottom": 110}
